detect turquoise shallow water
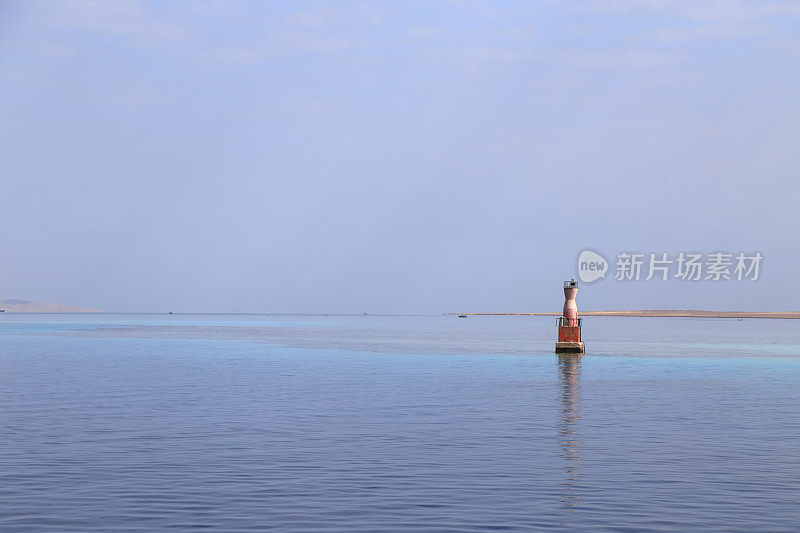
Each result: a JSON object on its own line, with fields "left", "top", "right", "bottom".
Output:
{"left": 0, "top": 314, "right": 798, "bottom": 531}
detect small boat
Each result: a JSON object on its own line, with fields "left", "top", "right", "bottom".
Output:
{"left": 458, "top": 314, "right": 468, "bottom": 318}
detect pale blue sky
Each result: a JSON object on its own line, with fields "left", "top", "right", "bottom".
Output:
{"left": 1, "top": 1, "right": 798, "bottom": 313}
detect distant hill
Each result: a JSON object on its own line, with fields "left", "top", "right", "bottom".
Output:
{"left": 0, "top": 298, "right": 101, "bottom": 313}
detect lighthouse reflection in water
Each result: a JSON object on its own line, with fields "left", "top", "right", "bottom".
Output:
{"left": 558, "top": 354, "right": 582, "bottom": 509}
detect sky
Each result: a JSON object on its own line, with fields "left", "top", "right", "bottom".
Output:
{"left": 1, "top": 0, "right": 799, "bottom": 313}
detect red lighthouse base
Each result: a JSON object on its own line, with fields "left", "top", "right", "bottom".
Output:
{"left": 555, "top": 322, "right": 584, "bottom": 354}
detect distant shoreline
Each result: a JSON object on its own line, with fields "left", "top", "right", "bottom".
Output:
{"left": 451, "top": 310, "right": 800, "bottom": 319}
{"left": 0, "top": 299, "right": 101, "bottom": 313}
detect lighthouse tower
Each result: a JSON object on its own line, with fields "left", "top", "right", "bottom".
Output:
{"left": 556, "top": 278, "right": 585, "bottom": 353}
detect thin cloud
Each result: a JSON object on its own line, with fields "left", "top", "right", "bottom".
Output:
{"left": 286, "top": 3, "right": 383, "bottom": 29}
{"left": 646, "top": 23, "right": 771, "bottom": 42}
{"left": 56, "top": 0, "right": 192, "bottom": 44}
{"left": 561, "top": 49, "right": 687, "bottom": 70}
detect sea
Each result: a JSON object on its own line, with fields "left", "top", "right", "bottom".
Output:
{"left": 0, "top": 313, "right": 798, "bottom": 531}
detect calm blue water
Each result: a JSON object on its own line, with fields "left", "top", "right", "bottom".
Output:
{"left": 1, "top": 314, "right": 798, "bottom": 531}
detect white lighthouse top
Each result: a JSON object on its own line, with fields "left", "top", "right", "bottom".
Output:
{"left": 564, "top": 278, "right": 578, "bottom": 289}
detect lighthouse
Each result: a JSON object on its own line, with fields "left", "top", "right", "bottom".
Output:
{"left": 556, "top": 278, "right": 585, "bottom": 354}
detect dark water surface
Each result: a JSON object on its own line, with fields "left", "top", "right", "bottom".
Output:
{"left": 1, "top": 314, "right": 798, "bottom": 531}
